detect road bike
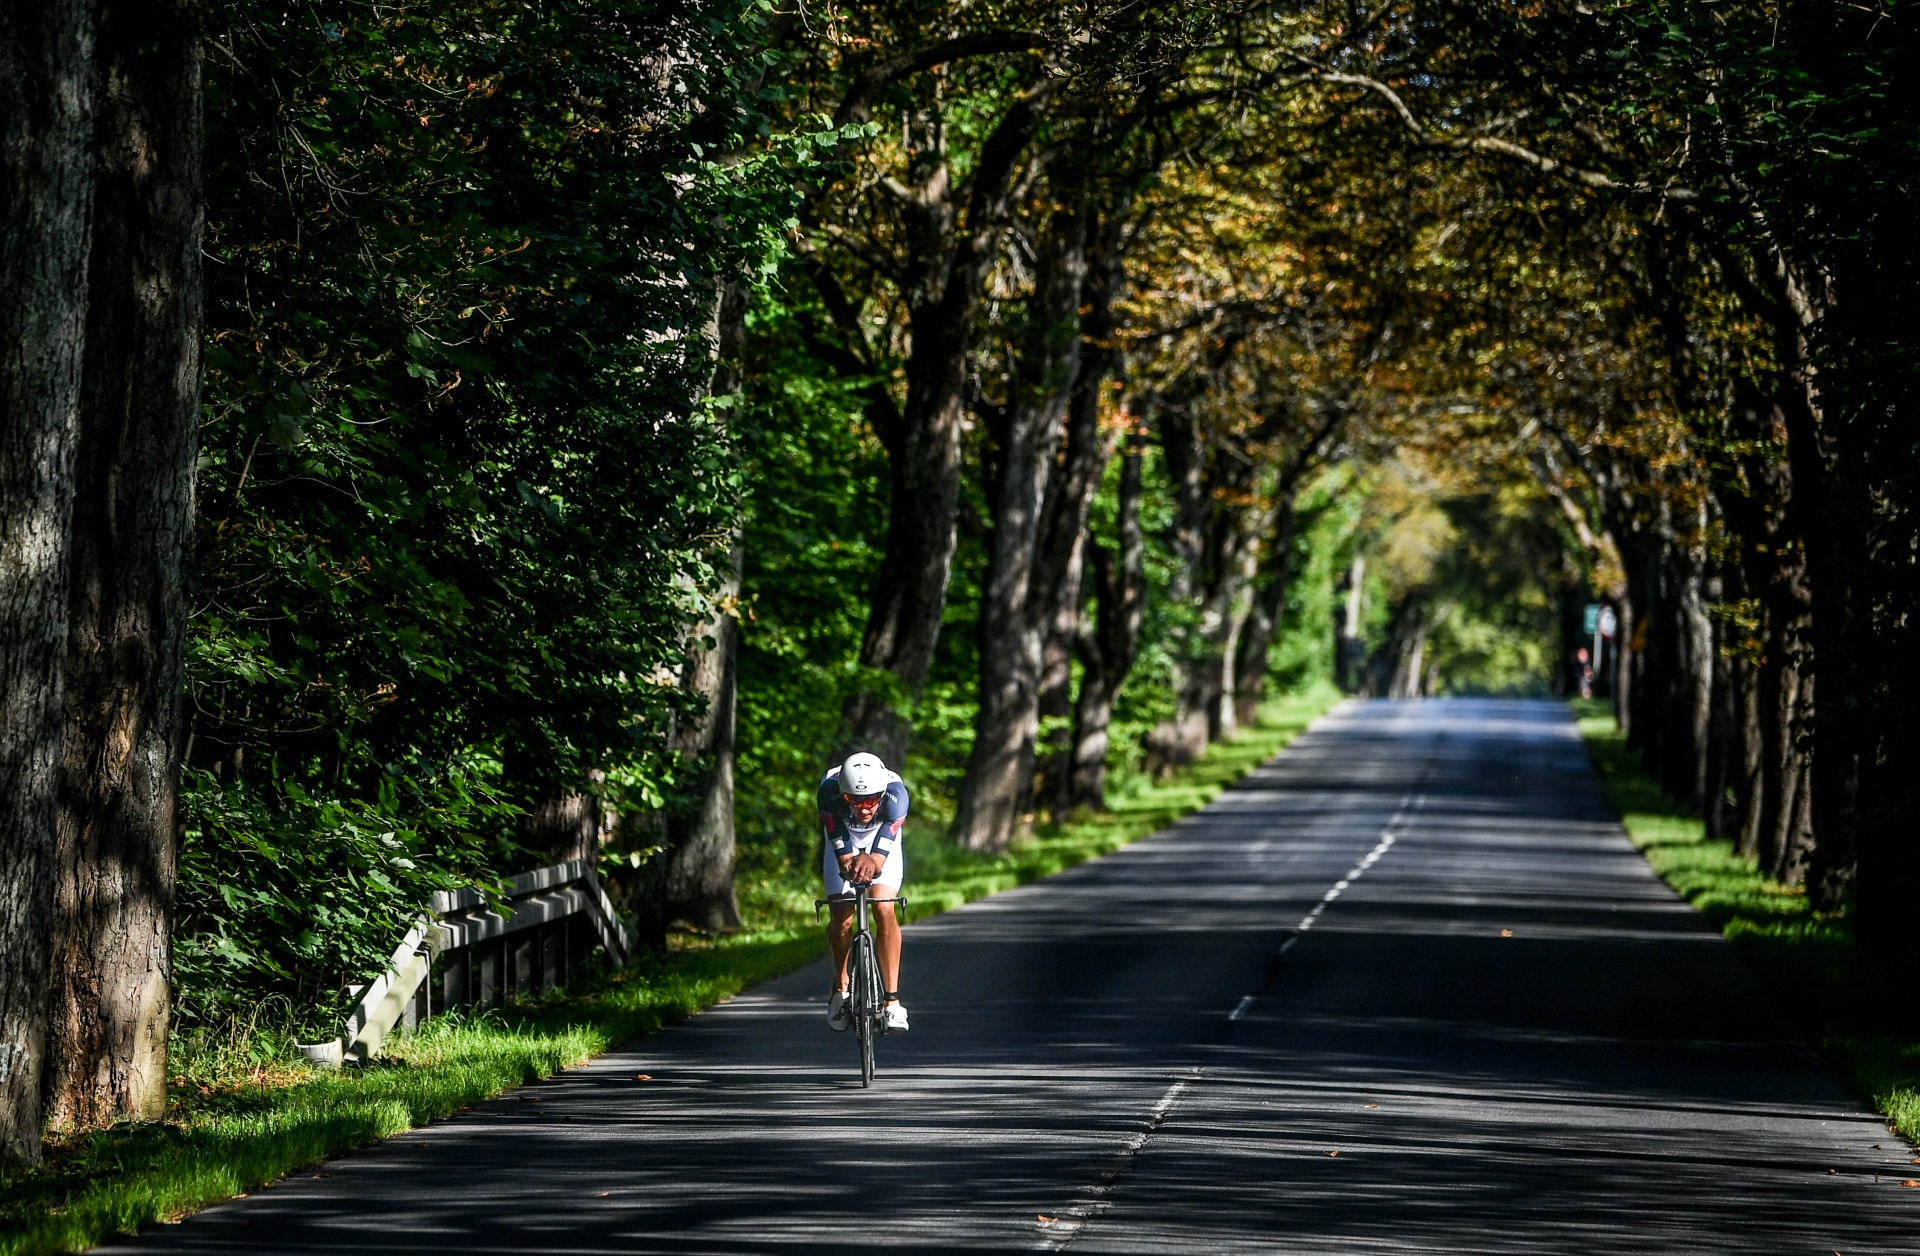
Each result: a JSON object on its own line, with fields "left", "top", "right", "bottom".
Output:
{"left": 815, "top": 880, "right": 906, "bottom": 1086}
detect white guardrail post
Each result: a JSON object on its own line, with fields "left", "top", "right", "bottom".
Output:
{"left": 339, "top": 857, "right": 631, "bottom": 1063}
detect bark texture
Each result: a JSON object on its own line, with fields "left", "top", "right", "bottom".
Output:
{"left": 664, "top": 537, "right": 744, "bottom": 931}
{"left": 44, "top": 0, "right": 203, "bottom": 1132}
{"left": 1070, "top": 433, "right": 1145, "bottom": 810}
{"left": 951, "top": 202, "right": 1088, "bottom": 851}
{"left": 1231, "top": 498, "right": 1296, "bottom": 726}
{"left": 838, "top": 83, "right": 1051, "bottom": 768}
{"left": 0, "top": 0, "right": 96, "bottom": 1163}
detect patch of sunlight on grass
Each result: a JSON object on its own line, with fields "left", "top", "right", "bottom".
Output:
{"left": 1570, "top": 698, "right": 1920, "bottom": 1155}
{"left": 2, "top": 684, "right": 1344, "bottom": 1255}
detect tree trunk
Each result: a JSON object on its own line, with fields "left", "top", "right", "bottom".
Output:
{"left": 43, "top": 0, "right": 202, "bottom": 1133}
{"left": 525, "top": 790, "right": 602, "bottom": 864}
{"left": 838, "top": 85, "right": 1051, "bottom": 768}
{"left": 1768, "top": 324, "right": 1854, "bottom": 911}
{"left": 0, "top": 0, "right": 96, "bottom": 1164}
{"left": 1033, "top": 531, "right": 1083, "bottom": 822}
{"left": 1703, "top": 614, "right": 1736, "bottom": 842}
{"left": 1731, "top": 652, "right": 1764, "bottom": 860}
{"left": 951, "top": 203, "right": 1088, "bottom": 852}
{"left": 658, "top": 272, "right": 748, "bottom": 931}
{"left": 665, "top": 536, "right": 744, "bottom": 930}
{"left": 1232, "top": 495, "right": 1297, "bottom": 725}
{"left": 1334, "top": 554, "right": 1366, "bottom": 695}
{"left": 1070, "top": 433, "right": 1145, "bottom": 810}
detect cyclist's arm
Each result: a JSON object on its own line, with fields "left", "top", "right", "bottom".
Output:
{"left": 866, "top": 780, "right": 909, "bottom": 863}
{"left": 818, "top": 776, "right": 861, "bottom": 868}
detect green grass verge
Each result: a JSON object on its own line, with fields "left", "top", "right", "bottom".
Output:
{"left": 0, "top": 683, "right": 1342, "bottom": 1255}
{"left": 1571, "top": 698, "right": 1920, "bottom": 1148}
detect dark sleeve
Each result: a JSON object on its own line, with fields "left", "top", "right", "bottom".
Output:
{"left": 869, "top": 780, "right": 910, "bottom": 858}
{"left": 818, "top": 776, "right": 855, "bottom": 858}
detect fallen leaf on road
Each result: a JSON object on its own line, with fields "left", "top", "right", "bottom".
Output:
{"left": 1903, "top": 1180, "right": 1919, "bottom": 1188}
{"left": 235, "top": 1194, "right": 248, "bottom": 1199}
{"left": 635, "top": 1074, "right": 652, "bottom": 1081}
{"left": 1829, "top": 1169, "right": 1839, "bottom": 1174}
{"left": 1500, "top": 929, "right": 1513, "bottom": 937}
{"left": 312, "top": 1174, "right": 331, "bottom": 1179}
{"left": 1038, "top": 1215, "right": 1057, "bottom": 1223}
{"left": 1365, "top": 1104, "right": 1379, "bottom": 1109}
{"left": 1327, "top": 1150, "right": 1339, "bottom": 1157}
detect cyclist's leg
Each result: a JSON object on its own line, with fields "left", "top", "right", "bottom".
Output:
{"left": 821, "top": 839, "right": 856, "bottom": 991}
{"left": 871, "top": 848, "right": 905, "bottom": 999}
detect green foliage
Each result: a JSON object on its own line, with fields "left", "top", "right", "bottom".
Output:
{"left": 179, "top": 0, "right": 812, "bottom": 1027}
{"left": 731, "top": 289, "right": 892, "bottom": 875}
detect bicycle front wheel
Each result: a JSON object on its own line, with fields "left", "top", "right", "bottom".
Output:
{"left": 850, "top": 934, "right": 877, "bottom": 1086}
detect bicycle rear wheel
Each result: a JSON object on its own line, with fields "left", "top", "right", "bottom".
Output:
{"left": 850, "top": 934, "right": 877, "bottom": 1086}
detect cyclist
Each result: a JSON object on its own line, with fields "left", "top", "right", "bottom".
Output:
{"left": 819, "top": 752, "right": 909, "bottom": 1035}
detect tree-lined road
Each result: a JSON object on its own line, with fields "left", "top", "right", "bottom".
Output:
{"left": 109, "top": 700, "right": 1920, "bottom": 1254}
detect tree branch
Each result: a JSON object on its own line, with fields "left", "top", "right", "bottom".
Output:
{"left": 833, "top": 32, "right": 1050, "bottom": 129}
{"left": 1308, "top": 67, "right": 1700, "bottom": 204}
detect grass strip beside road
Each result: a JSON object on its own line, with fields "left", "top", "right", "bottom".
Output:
{"left": 1571, "top": 698, "right": 1920, "bottom": 1146}
{"left": 0, "top": 685, "right": 1341, "bottom": 1255}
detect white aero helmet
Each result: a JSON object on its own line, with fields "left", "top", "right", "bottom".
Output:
{"left": 839, "top": 752, "right": 889, "bottom": 799}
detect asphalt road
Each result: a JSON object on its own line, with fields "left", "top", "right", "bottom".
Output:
{"left": 108, "top": 699, "right": 1920, "bottom": 1254}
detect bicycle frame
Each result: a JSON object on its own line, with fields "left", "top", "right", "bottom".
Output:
{"left": 815, "top": 880, "right": 906, "bottom": 1086}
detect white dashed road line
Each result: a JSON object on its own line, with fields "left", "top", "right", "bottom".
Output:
{"left": 1035, "top": 1072, "right": 1199, "bottom": 1251}
{"left": 1036, "top": 792, "right": 1426, "bottom": 1251}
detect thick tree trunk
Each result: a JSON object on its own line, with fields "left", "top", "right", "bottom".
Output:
{"left": 841, "top": 319, "right": 967, "bottom": 767}
{"left": 1673, "top": 551, "right": 1713, "bottom": 813}
{"left": 1767, "top": 327, "right": 1854, "bottom": 912}
{"left": 525, "top": 791, "right": 602, "bottom": 864}
{"left": 951, "top": 204, "right": 1088, "bottom": 852}
{"left": 1334, "top": 555, "right": 1366, "bottom": 695}
{"left": 1232, "top": 496, "right": 1297, "bottom": 726}
{"left": 1758, "top": 560, "right": 1812, "bottom": 887}
{"left": 1033, "top": 532, "right": 1083, "bottom": 822}
{"left": 1070, "top": 435, "right": 1145, "bottom": 810}
{"left": 43, "top": 1, "right": 202, "bottom": 1133}
{"left": 0, "top": 0, "right": 96, "bottom": 1163}
{"left": 660, "top": 275, "right": 748, "bottom": 931}
{"left": 665, "top": 537, "right": 744, "bottom": 930}
{"left": 839, "top": 87, "right": 1050, "bottom": 768}
{"left": 1730, "top": 652, "right": 1764, "bottom": 860}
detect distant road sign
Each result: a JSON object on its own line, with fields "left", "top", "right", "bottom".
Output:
{"left": 1598, "top": 606, "right": 1617, "bottom": 640}
{"left": 1583, "top": 604, "right": 1600, "bottom": 635}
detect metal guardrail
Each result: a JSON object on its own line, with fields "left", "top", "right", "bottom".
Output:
{"left": 337, "top": 857, "right": 631, "bottom": 1063}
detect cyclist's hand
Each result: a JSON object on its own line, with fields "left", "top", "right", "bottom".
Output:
{"left": 850, "top": 853, "right": 884, "bottom": 883}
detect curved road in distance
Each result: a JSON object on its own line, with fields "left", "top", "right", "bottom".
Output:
{"left": 106, "top": 699, "right": 1920, "bottom": 1254}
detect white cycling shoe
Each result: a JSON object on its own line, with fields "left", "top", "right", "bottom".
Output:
{"left": 883, "top": 1001, "right": 909, "bottom": 1034}
{"left": 827, "top": 990, "right": 851, "bottom": 1032}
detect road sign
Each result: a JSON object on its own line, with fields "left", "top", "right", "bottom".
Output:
{"left": 1598, "top": 606, "right": 1617, "bottom": 640}
{"left": 1584, "top": 604, "right": 1600, "bottom": 635}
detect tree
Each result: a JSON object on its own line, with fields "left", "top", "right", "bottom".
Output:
{"left": 45, "top": 0, "right": 204, "bottom": 1132}
{"left": 0, "top": 0, "right": 95, "bottom": 1165}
